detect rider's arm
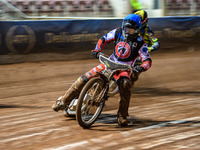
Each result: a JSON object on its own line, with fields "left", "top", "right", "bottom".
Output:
{"left": 137, "top": 45, "right": 152, "bottom": 72}
{"left": 146, "top": 28, "right": 160, "bottom": 52}
{"left": 93, "top": 28, "right": 117, "bottom": 52}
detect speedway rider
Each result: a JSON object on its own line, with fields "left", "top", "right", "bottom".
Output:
{"left": 134, "top": 9, "right": 160, "bottom": 52}
{"left": 52, "top": 14, "right": 152, "bottom": 127}
{"left": 132, "top": 9, "right": 160, "bottom": 78}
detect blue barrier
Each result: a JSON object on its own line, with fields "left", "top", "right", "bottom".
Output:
{"left": 0, "top": 16, "right": 200, "bottom": 54}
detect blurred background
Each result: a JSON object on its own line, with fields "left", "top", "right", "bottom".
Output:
{"left": 0, "top": 0, "right": 200, "bottom": 20}
{"left": 0, "top": 0, "right": 200, "bottom": 60}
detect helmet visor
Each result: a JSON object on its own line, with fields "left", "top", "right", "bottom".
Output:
{"left": 124, "top": 27, "right": 138, "bottom": 35}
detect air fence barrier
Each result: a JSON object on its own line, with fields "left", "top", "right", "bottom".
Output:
{"left": 0, "top": 16, "right": 200, "bottom": 56}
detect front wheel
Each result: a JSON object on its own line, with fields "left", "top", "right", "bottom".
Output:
{"left": 76, "top": 77, "right": 105, "bottom": 128}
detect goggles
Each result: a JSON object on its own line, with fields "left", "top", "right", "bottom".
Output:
{"left": 124, "top": 27, "right": 138, "bottom": 35}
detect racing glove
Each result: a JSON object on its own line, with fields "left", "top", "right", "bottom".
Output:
{"left": 131, "top": 65, "right": 145, "bottom": 81}
{"left": 91, "top": 50, "right": 99, "bottom": 59}
{"left": 132, "top": 65, "right": 145, "bottom": 73}
{"left": 147, "top": 47, "right": 154, "bottom": 52}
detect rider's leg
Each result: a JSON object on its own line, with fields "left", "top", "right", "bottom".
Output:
{"left": 131, "top": 70, "right": 140, "bottom": 85}
{"left": 117, "top": 77, "right": 132, "bottom": 126}
{"left": 52, "top": 63, "right": 105, "bottom": 112}
{"left": 52, "top": 74, "right": 88, "bottom": 112}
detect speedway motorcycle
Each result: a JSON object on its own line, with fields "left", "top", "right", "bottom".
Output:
{"left": 75, "top": 53, "right": 134, "bottom": 128}
{"left": 63, "top": 54, "right": 119, "bottom": 118}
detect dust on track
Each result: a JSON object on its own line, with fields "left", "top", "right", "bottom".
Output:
{"left": 0, "top": 50, "right": 200, "bottom": 150}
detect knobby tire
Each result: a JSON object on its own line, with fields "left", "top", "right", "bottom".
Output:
{"left": 76, "top": 77, "right": 105, "bottom": 128}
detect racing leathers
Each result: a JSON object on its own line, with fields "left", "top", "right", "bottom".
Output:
{"left": 140, "top": 25, "right": 160, "bottom": 52}
{"left": 90, "top": 27, "right": 152, "bottom": 80}
{"left": 134, "top": 25, "right": 159, "bottom": 67}
{"left": 91, "top": 27, "right": 152, "bottom": 125}
{"left": 52, "top": 27, "right": 152, "bottom": 126}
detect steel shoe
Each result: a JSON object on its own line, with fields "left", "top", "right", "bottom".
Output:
{"left": 52, "top": 96, "right": 66, "bottom": 112}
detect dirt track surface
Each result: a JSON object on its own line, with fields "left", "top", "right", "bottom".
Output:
{"left": 0, "top": 51, "right": 200, "bottom": 150}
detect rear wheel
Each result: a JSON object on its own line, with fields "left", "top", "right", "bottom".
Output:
{"left": 76, "top": 77, "right": 105, "bottom": 128}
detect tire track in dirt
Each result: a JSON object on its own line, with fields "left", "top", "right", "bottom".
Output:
{"left": 1, "top": 96, "right": 200, "bottom": 149}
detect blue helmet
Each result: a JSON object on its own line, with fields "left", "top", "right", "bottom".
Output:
{"left": 122, "top": 14, "right": 142, "bottom": 40}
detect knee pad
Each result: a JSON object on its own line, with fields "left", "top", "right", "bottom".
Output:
{"left": 80, "top": 74, "right": 89, "bottom": 83}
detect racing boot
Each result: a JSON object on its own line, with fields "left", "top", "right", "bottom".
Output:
{"left": 117, "top": 77, "right": 132, "bottom": 126}
{"left": 52, "top": 75, "right": 88, "bottom": 112}
{"left": 117, "top": 114, "right": 129, "bottom": 127}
